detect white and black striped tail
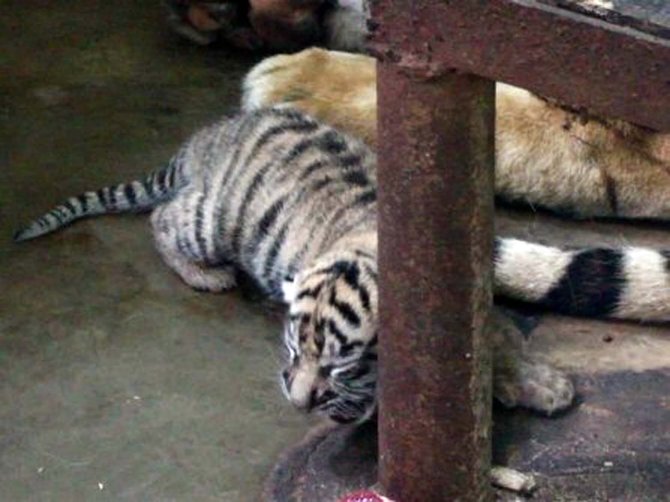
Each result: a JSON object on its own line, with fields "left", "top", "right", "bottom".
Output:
{"left": 495, "top": 237, "right": 670, "bottom": 322}
{"left": 14, "top": 159, "right": 184, "bottom": 242}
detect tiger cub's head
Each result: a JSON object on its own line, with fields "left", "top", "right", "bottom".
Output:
{"left": 281, "top": 256, "right": 378, "bottom": 423}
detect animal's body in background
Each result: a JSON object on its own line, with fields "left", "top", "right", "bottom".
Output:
{"left": 248, "top": 0, "right": 367, "bottom": 52}
{"left": 165, "top": 0, "right": 367, "bottom": 52}
{"left": 243, "top": 48, "right": 670, "bottom": 220}
{"left": 15, "top": 108, "right": 670, "bottom": 423}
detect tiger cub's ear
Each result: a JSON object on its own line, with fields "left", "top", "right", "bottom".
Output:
{"left": 282, "top": 275, "right": 298, "bottom": 303}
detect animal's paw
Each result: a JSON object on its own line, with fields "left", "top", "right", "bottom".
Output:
{"left": 182, "top": 266, "right": 237, "bottom": 293}
{"left": 517, "top": 364, "right": 575, "bottom": 415}
{"left": 495, "top": 358, "right": 575, "bottom": 416}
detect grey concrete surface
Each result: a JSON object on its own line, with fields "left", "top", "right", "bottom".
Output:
{"left": 0, "top": 1, "right": 311, "bottom": 500}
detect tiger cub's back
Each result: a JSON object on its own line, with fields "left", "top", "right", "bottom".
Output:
{"left": 203, "top": 107, "right": 378, "bottom": 298}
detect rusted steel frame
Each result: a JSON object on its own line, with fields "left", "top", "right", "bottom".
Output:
{"left": 369, "top": 0, "right": 670, "bottom": 132}
{"left": 375, "top": 63, "right": 496, "bottom": 501}
{"left": 537, "top": 0, "right": 670, "bottom": 39}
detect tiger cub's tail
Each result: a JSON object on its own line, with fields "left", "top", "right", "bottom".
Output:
{"left": 14, "top": 157, "right": 185, "bottom": 242}
{"left": 495, "top": 237, "right": 670, "bottom": 322}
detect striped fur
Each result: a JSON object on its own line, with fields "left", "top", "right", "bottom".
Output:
{"left": 13, "top": 143, "right": 194, "bottom": 242}
{"left": 495, "top": 239, "right": 670, "bottom": 321}
{"left": 15, "top": 107, "right": 669, "bottom": 422}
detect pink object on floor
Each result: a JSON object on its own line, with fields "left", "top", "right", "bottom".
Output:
{"left": 338, "top": 490, "right": 394, "bottom": 502}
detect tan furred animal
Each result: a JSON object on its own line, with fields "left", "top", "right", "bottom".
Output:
{"left": 242, "top": 48, "right": 670, "bottom": 220}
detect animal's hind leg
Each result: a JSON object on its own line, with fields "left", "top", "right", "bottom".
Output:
{"left": 150, "top": 202, "right": 236, "bottom": 293}
{"left": 491, "top": 309, "right": 575, "bottom": 416}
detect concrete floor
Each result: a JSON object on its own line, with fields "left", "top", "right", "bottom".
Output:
{"left": 0, "top": 2, "right": 312, "bottom": 500}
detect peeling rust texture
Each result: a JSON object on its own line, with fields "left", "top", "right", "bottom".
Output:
{"left": 369, "top": 0, "right": 670, "bottom": 132}
{"left": 375, "top": 61, "right": 495, "bottom": 501}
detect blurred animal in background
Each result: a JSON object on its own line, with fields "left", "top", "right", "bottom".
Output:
{"left": 164, "top": 0, "right": 368, "bottom": 52}
{"left": 165, "top": 0, "right": 261, "bottom": 49}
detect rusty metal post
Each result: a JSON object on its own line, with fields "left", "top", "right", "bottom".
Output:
{"left": 375, "top": 43, "right": 496, "bottom": 502}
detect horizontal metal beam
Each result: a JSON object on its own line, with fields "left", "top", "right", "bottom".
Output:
{"left": 370, "top": 0, "right": 670, "bottom": 131}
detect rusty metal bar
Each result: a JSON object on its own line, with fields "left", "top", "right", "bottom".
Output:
{"left": 370, "top": 0, "right": 669, "bottom": 501}
{"left": 370, "top": 0, "right": 670, "bottom": 131}
{"left": 375, "top": 54, "right": 496, "bottom": 502}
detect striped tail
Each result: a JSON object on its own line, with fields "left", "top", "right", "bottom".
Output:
{"left": 494, "top": 237, "right": 670, "bottom": 322}
{"left": 14, "top": 158, "right": 185, "bottom": 242}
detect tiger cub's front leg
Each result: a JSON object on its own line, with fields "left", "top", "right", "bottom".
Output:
{"left": 151, "top": 196, "right": 236, "bottom": 293}
{"left": 492, "top": 309, "right": 575, "bottom": 415}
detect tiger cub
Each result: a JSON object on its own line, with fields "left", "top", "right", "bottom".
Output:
{"left": 15, "top": 108, "right": 670, "bottom": 423}
{"left": 242, "top": 48, "right": 670, "bottom": 221}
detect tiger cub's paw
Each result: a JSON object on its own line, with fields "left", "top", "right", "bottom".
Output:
{"left": 495, "top": 358, "right": 575, "bottom": 416}
{"left": 182, "top": 265, "right": 237, "bottom": 293}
